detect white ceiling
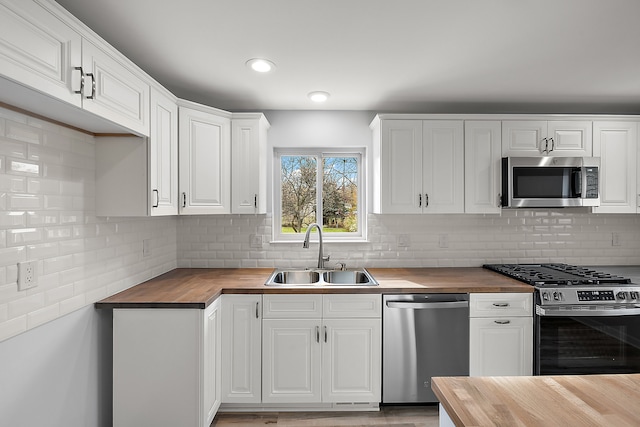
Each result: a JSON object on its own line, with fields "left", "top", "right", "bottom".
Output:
{"left": 55, "top": 0, "right": 640, "bottom": 114}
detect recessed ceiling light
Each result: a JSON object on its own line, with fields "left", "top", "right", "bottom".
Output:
{"left": 308, "top": 91, "right": 330, "bottom": 103}
{"left": 246, "top": 58, "right": 275, "bottom": 73}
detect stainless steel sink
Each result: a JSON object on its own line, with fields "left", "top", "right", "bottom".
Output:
{"left": 265, "top": 268, "right": 378, "bottom": 286}
{"left": 268, "top": 270, "right": 320, "bottom": 285}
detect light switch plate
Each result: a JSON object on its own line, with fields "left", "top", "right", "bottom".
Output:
{"left": 250, "top": 234, "right": 263, "bottom": 249}
{"left": 17, "top": 260, "right": 38, "bottom": 291}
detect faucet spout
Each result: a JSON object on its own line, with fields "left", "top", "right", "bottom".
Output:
{"left": 302, "top": 223, "right": 328, "bottom": 269}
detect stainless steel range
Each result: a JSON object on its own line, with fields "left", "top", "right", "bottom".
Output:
{"left": 484, "top": 263, "right": 640, "bottom": 375}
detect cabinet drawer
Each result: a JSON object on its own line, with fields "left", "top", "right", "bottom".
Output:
{"left": 469, "top": 293, "right": 532, "bottom": 317}
{"left": 262, "top": 295, "right": 323, "bottom": 318}
{"left": 323, "top": 294, "right": 381, "bottom": 318}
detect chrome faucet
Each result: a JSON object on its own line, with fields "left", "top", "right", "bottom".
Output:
{"left": 302, "top": 223, "right": 330, "bottom": 269}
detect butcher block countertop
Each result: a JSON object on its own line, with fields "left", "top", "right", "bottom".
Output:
{"left": 95, "top": 267, "right": 532, "bottom": 309}
{"left": 432, "top": 374, "right": 640, "bottom": 427}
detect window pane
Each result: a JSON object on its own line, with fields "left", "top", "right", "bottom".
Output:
{"left": 322, "top": 157, "right": 358, "bottom": 233}
{"left": 281, "top": 156, "right": 317, "bottom": 233}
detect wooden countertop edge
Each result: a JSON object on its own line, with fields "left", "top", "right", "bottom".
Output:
{"left": 95, "top": 267, "right": 533, "bottom": 309}
{"left": 431, "top": 377, "right": 466, "bottom": 427}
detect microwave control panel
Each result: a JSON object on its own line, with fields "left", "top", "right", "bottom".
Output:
{"left": 584, "top": 167, "right": 598, "bottom": 199}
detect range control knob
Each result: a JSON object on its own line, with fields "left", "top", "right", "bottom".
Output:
{"left": 553, "top": 291, "right": 562, "bottom": 301}
{"left": 617, "top": 291, "right": 627, "bottom": 300}
{"left": 630, "top": 291, "right": 639, "bottom": 300}
{"left": 542, "top": 292, "right": 550, "bottom": 301}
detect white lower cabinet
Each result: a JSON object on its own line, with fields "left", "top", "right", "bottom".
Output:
{"left": 222, "top": 294, "right": 381, "bottom": 409}
{"left": 113, "top": 299, "right": 221, "bottom": 427}
{"left": 221, "top": 295, "right": 262, "bottom": 403}
{"left": 469, "top": 293, "right": 533, "bottom": 376}
{"left": 262, "top": 318, "right": 322, "bottom": 403}
{"left": 261, "top": 294, "right": 381, "bottom": 405}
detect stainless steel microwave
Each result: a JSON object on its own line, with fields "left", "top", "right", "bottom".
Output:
{"left": 501, "top": 157, "right": 600, "bottom": 208}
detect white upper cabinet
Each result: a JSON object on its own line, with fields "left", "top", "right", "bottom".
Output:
{"left": 179, "top": 102, "right": 231, "bottom": 214}
{"left": 95, "top": 86, "right": 177, "bottom": 217}
{"left": 150, "top": 87, "right": 179, "bottom": 215}
{"left": 502, "top": 120, "right": 592, "bottom": 156}
{"left": 593, "top": 121, "right": 638, "bottom": 213}
{"left": 80, "top": 39, "right": 150, "bottom": 136}
{"left": 0, "top": 0, "right": 82, "bottom": 106}
{"left": 0, "top": 0, "right": 150, "bottom": 136}
{"left": 0, "top": 0, "right": 151, "bottom": 136}
{"left": 231, "top": 114, "right": 270, "bottom": 214}
{"left": 372, "top": 118, "right": 464, "bottom": 214}
{"left": 464, "top": 121, "right": 502, "bottom": 214}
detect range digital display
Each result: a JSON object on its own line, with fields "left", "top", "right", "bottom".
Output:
{"left": 577, "top": 290, "right": 615, "bottom": 301}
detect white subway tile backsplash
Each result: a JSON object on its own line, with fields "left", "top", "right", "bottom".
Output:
{"left": 0, "top": 107, "right": 177, "bottom": 343}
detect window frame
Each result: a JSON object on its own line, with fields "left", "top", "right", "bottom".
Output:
{"left": 273, "top": 147, "right": 366, "bottom": 243}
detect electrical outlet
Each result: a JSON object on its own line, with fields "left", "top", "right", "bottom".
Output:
{"left": 250, "top": 234, "right": 263, "bottom": 249}
{"left": 397, "top": 234, "right": 410, "bottom": 248}
{"left": 438, "top": 234, "right": 449, "bottom": 248}
{"left": 17, "top": 260, "right": 38, "bottom": 291}
{"left": 143, "top": 239, "right": 151, "bottom": 257}
{"left": 612, "top": 233, "right": 621, "bottom": 247}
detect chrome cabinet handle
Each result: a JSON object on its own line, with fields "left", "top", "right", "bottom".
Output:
{"left": 324, "top": 326, "right": 328, "bottom": 343}
{"left": 182, "top": 192, "right": 187, "bottom": 208}
{"left": 152, "top": 189, "right": 159, "bottom": 208}
{"left": 425, "top": 194, "right": 429, "bottom": 207}
{"left": 85, "top": 73, "right": 96, "bottom": 99}
{"left": 419, "top": 193, "right": 422, "bottom": 208}
{"left": 73, "top": 66, "right": 84, "bottom": 94}
{"left": 316, "top": 326, "right": 320, "bottom": 343}
{"left": 254, "top": 194, "right": 258, "bottom": 210}
{"left": 493, "top": 302, "right": 509, "bottom": 307}
{"left": 255, "top": 302, "right": 259, "bottom": 319}
{"left": 549, "top": 137, "right": 555, "bottom": 152}
{"left": 542, "top": 137, "right": 549, "bottom": 154}
{"left": 497, "top": 193, "right": 502, "bottom": 207}
{"left": 494, "top": 319, "right": 511, "bottom": 325}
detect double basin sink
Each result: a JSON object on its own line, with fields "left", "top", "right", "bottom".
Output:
{"left": 265, "top": 268, "right": 379, "bottom": 286}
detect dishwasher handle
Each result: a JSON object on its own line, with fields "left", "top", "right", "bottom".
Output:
{"left": 386, "top": 301, "right": 469, "bottom": 309}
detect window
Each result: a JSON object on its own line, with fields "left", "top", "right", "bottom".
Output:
{"left": 274, "top": 149, "right": 365, "bottom": 242}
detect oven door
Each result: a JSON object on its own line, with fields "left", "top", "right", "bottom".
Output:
{"left": 535, "top": 309, "right": 640, "bottom": 375}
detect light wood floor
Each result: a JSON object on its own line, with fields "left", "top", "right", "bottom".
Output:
{"left": 211, "top": 405, "right": 439, "bottom": 426}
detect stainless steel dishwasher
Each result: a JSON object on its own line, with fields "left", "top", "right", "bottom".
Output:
{"left": 382, "top": 293, "right": 469, "bottom": 403}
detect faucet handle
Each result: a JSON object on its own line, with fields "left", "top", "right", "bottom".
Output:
{"left": 335, "top": 262, "right": 346, "bottom": 271}
{"left": 323, "top": 255, "right": 331, "bottom": 262}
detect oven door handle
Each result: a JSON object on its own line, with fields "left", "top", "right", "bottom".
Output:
{"left": 536, "top": 305, "right": 640, "bottom": 317}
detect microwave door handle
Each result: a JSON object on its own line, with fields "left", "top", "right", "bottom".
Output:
{"left": 572, "top": 169, "right": 582, "bottom": 197}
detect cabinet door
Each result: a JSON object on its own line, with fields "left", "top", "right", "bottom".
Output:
{"left": 81, "top": 39, "right": 150, "bottom": 136}
{"left": 179, "top": 106, "right": 231, "bottom": 214}
{"left": 0, "top": 0, "right": 82, "bottom": 106}
{"left": 231, "top": 116, "right": 268, "bottom": 214}
{"left": 221, "top": 295, "right": 261, "bottom": 403}
{"left": 502, "top": 121, "right": 546, "bottom": 156}
{"left": 464, "top": 121, "right": 501, "bottom": 214}
{"left": 469, "top": 317, "right": 533, "bottom": 376}
{"left": 547, "top": 120, "right": 592, "bottom": 156}
{"left": 262, "top": 319, "right": 322, "bottom": 403}
{"left": 322, "top": 318, "right": 381, "bottom": 403}
{"left": 150, "top": 88, "right": 178, "bottom": 215}
{"left": 377, "top": 120, "right": 423, "bottom": 213}
{"left": 593, "top": 121, "right": 638, "bottom": 213}
{"left": 203, "top": 299, "right": 221, "bottom": 426}
{"left": 423, "top": 120, "right": 464, "bottom": 213}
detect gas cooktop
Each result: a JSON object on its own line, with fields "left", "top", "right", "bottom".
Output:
{"left": 483, "top": 263, "right": 632, "bottom": 287}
